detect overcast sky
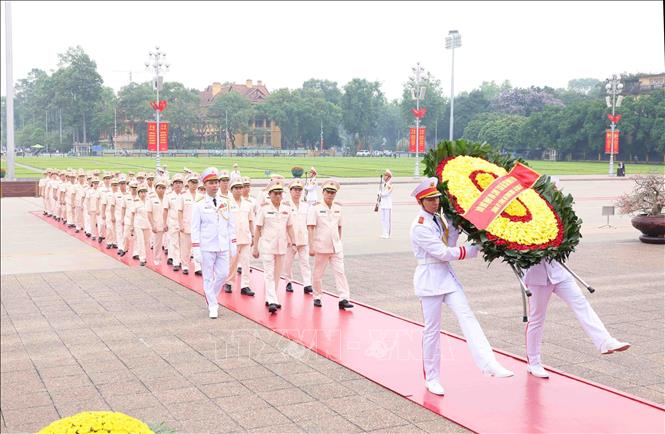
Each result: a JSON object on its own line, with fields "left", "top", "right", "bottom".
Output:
{"left": 1, "top": 1, "right": 664, "bottom": 100}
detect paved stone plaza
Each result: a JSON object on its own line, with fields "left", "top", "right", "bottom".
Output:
{"left": 1, "top": 176, "right": 663, "bottom": 433}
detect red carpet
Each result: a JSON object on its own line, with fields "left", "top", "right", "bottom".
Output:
{"left": 36, "top": 212, "right": 665, "bottom": 433}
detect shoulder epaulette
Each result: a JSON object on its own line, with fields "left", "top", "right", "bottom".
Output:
{"left": 418, "top": 216, "right": 424, "bottom": 224}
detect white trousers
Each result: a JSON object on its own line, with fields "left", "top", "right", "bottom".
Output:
{"left": 115, "top": 219, "right": 124, "bottom": 250}
{"left": 262, "top": 253, "right": 284, "bottom": 305}
{"left": 526, "top": 278, "right": 611, "bottom": 365}
{"left": 135, "top": 228, "right": 151, "bottom": 262}
{"left": 283, "top": 245, "right": 312, "bottom": 286}
{"left": 226, "top": 244, "right": 251, "bottom": 288}
{"left": 420, "top": 291, "right": 497, "bottom": 382}
{"left": 202, "top": 250, "right": 230, "bottom": 310}
{"left": 380, "top": 208, "right": 391, "bottom": 237}
{"left": 167, "top": 227, "right": 181, "bottom": 266}
{"left": 152, "top": 231, "right": 164, "bottom": 265}
{"left": 179, "top": 232, "right": 201, "bottom": 272}
{"left": 313, "top": 252, "right": 350, "bottom": 300}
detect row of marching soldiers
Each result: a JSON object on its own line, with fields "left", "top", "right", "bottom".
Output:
{"left": 38, "top": 165, "right": 354, "bottom": 318}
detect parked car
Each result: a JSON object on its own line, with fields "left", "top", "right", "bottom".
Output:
{"left": 383, "top": 150, "right": 394, "bottom": 157}
{"left": 356, "top": 150, "right": 370, "bottom": 157}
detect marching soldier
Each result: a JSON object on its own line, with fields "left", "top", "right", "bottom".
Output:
{"left": 409, "top": 177, "right": 513, "bottom": 396}
{"left": 378, "top": 169, "right": 393, "bottom": 239}
{"left": 97, "top": 172, "right": 113, "bottom": 244}
{"left": 82, "top": 174, "right": 92, "bottom": 237}
{"left": 523, "top": 178, "right": 630, "bottom": 379}
{"left": 114, "top": 176, "right": 128, "bottom": 254}
{"left": 218, "top": 169, "right": 231, "bottom": 198}
{"left": 164, "top": 174, "right": 184, "bottom": 271}
{"left": 87, "top": 177, "right": 101, "bottom": 241}
{"left": 74, "top": 171, "right": 86, "bottom": 233}
{"left": 133, "top": 183, "right": 154, "bottom": 266}
{"left": 223, "top": 178, "right": 255, "bottom": 296}
{"left": 102, "top": 178, "right": 119, "bottom": 249}
{"left": 147, "top": 178, "right": 168, "bottom": 266}
{"left": 253, "top": 179, "right": 295, "bottom": 313}
{"left": 307, "top": 180, "right": 353, "bottom": 309}
{"left": 283, "top": 179, "right": 313, "bottom": 294}
{"left": 57, "top": 171, "right": 67, "bottom": 223}
{"left": 241, "top": 177, "right": 255, "bottom": 210}
{"left": 303, "top": 167, "right": 319, "bottom": 205}
{"left": 39, "top": 170, "right": 50, "bottom": 215}
{"left": 178, "top": 174, "right": 202, "bottom": 275}
{"left": 65, "top": 172, "right": 77, "bottom": 228}
{"left": 119, "top": 180, "right": 139, "bottom": 257}
{"left": 191, "top": 167, "right": 237, "bottom": 319}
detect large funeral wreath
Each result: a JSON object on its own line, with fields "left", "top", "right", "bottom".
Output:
{"left": 423, "top": 140, "right": 582, "bottom": 269}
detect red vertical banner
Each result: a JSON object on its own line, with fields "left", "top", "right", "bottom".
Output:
{"left": 409, "top": 127, "right": 426, "bottom": 153}
{"left": 146, "top": 121, "right": 168, "bottom": 151}
{"left": 146, "top": 121, "right": 157, "bottom": 151}
{"left": 159, "top": 122, "right": 169, "bottom": 151}
{"left": 604, "top": 130, "right": 620, "bottom": 154}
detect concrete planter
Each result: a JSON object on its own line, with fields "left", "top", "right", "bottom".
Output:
{"left": 631, "top": 214, "right": 665, "bottom": 244}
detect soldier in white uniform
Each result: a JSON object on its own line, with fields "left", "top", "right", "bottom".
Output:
{"left": 307, "top": 180, "right": 354, "bottom": 310}
{"left": 303, "top": 167, "right": 319, "bottom": 205}
{"left": 164, "top": 174, "right": 184, "bottom": 271}
{"left": 230, "top": 163, "right": 241, "bottom": 180}
{"left": 178, "top": 175, "right": 202, "bottom": 276}
{"left": 283, "top": 179, "right": 313, "bottom": 294}
{"left": 410, "top": 177, "right": 514, "bottom": 396}
{"left": 39, "top": 170, "right": 50, "bottom": 215}
{"left": 147, "top": 178, "right": 168, "bottom": 266}
{"left": 192, "top": 168, "right": 237, "bottom": 319}
{"left": 114, "top": 177, "right": 128, "bottom": 254}
{"left": 224, "top": 178, "right": 255, "bottom": 296}
{"left": 378, "top": 169, "right": 393, "bottom": 238}
{"left": 523, "top": 178, "right": 630, "bottom": 379}
{"left": 253, "top": 179, "right": 295, "bottom": 313}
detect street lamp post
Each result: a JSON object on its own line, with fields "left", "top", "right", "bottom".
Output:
{"left": 145, "top": 46, "right": 169, "bottom": 170}
{"left": 445, "top": 30, "right": 461, "bottom": 141}
{"left": 411, "top": 62, "right": 426, "bottom": 177}
{"left": 605, "top": 74, "right": 624, "bottom": 176}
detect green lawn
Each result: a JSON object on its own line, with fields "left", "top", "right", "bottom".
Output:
{"left": 2, "top": 156, "right": 663, "bottom": 179}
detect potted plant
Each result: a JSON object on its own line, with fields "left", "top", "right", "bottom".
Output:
{"left": 616, "top": 173, "right": 665, "bottom": 244}
{"left": 291, "top": 166, "right": 304, "bottom": 178}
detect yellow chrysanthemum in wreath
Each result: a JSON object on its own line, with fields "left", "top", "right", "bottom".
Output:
{"left": 438, "top": 155, "right": 563, "bottom": 249}
{"left": 38, "top": 411, "right": 153, "bottom": 434}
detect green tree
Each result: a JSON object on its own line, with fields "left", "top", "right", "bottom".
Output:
{"left": 207, "top": 91, "right": 255, "bottom": 149}
{"left": 342, "top": 78, "right": 384, "bottom": 150}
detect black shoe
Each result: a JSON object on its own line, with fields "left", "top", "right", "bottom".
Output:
{"left": 86, "top": 233, "right": 91, "bottom": 238}
{"left": 98, "top": 238, "right": 103, "bottom": 244}
{"left": 167, "top": 258, "right": 173, "bottom": 265}
{"left": 92, "top": 237, "right": 97, "bottom": 241}
{"left": 173, "top": 265, "right": 181, "bottom": 272}
{"left": 268, "top": 303, "right": 278, "bottom": 313}
{"left": 285, "top": 282, "right": 293, "bottom": 292}
{"left": 195, "top": 270, "right": 202, "bottom": 276}
{"left": 338, "top": 299, "right": 354, "bottom": 310}
{"left": 303, "top": 285, "right": 313, "bottom": 294}
{"left": 182, "top": 269, "right": 189, "bottom": 275}
{"left": 132, "top": 255, "right": 139, "bottom": 260}
{"left": 106, "top": 244, "right": 112, "bottom": 249}
{"left": 241, "top": 287, "right": 255, "bottom": 296}
{"left": 223, "top": 283, "right": 232, "bottom": 293}
{"left": 313, "top": 299, "right": 322, "bottom": 307}
{"left": 112, "top": 244, "right": 118, "bottom": 248}
{"left": 120, "top": 251, "right": 126, "bottom": 257}
{"left": 140, "top": 261, "right": 146, "bottom": 266}
{"left": 237, "top": 267, "right": 242, "bottom": 274}
{"left": 264, "top": 302, "right": 282, "bottom": 308}
{"left": 75, "top": 229, "right": 80, "bottom": 233}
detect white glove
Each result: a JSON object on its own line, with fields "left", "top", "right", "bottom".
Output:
{"left": 463, "top": 242, "right": 479, "bottom": 259}
{"left": 192, "top": 246, "right": 202, "bottom": 264}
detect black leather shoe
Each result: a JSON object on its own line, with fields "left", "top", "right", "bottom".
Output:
{"left": 285, "top": 282, "right": 293, "bottom": 292}
{"left": 268, "top": 303, "right": 278, "bottom": 313}
{"left": 223, "top": 283, "right": 232, "bottom": 293}
{"left": 338, "top": 299, "right": 354, "bottom": 310}
{"left": 140, "top": 261, "right": 146, "bottom": 266}
{"left": 86, "top": 233, "right": 91, "bottom": 238}
{"left": 195, "top": 270, "right": 202, "bottom": 276}
{"left": 237, "top": 267, "right": 242, "bottom": 274}
{"left": 303, "top": 285, "right": 313, "bottom": 294}
{"left": 182, "top": 269, "right": 189, "bottom": 275}
{"left": 112, "top": 244, "right": 118, "bottom": 248}
{"left": 264, "top": 302, "right": 282, "bottom": 308}
{"left": 120, "top": 251, "right": 126, "bottom": 257}
{"left": 132, "top": 255, "right": 139, "bottom": 260}
{"left": 106, "top": 244, "right": 113, "bottom": 249}
{"left": 92, "top": 237, "right": 97, "bottom": 241}
{"left": 241, "top": 287, "right": 255, "bottom": 296}
{"left": 75, "top": 229, "right": 80, "bottom": 233}
{"left": 167, "top": 258, "right": 173, "bottom": 265}
{"left": 313, "top": 299, "right": 322, "bottom": 307}
{"left": 173, "top": 265, "right": 181, "bottom": 272}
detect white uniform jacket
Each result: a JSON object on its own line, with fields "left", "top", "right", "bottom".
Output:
{"left": 410, "top": 210, "right": 478, "bottom": 297}
{"left": 379, "top": 181, "right": 393, "bottom": 209}
{"left": 191, "top": 193, "right": 237, "bottom": 256}
{"left": 523, "top": 260, "right": 570, "bottom": 286}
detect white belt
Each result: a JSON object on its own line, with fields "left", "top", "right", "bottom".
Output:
{"left": 417, "top": 259, "right": 445, "bottom": 266}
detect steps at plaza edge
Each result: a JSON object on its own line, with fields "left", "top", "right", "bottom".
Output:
{"left": 34, "top": 211, "right": 665, "bottom": 433}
